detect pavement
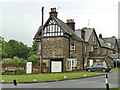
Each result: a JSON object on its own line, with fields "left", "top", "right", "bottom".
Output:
{"left": 1, "top": 71, "right": 119, "bottom": 89}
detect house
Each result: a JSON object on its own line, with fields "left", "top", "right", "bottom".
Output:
{"left": 34, "top": 8, "right": 84, "bottom": 73}
{"left": 102, "top": 36, "right": 119, "bottom": 60}
{"left": 98, "top": 34, "right": 114, "bottom": 57}
{"left": 75, "top": 28, "right": 115, "bottom": 67}
{"left": 75, "top": 28, "right": 102, "bottom": 67}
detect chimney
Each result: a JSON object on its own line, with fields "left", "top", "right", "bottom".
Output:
{"left": 66, "top": 19, "right": 75, "bottom": 31}
{"left": 99, "top": 34, "right": 102, "bottom": 38}
{"left": 49, "top": 8, "right": 58, "bottom": 17}
{"left": 81, "top": 29, "right": 85, "bottom": 41}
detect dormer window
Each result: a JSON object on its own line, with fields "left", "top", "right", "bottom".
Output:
{"left": 70, "top": 43, "right": 75, "bottom": 50}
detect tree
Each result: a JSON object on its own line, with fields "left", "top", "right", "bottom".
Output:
{"left": 8, "top": 40, "right": 29, "bottom": 59}
{"left": 27, "top": 41, "right": 37, "bottom": 58}
{"left": 28, "top": 55, "right": 39, "bottom": 63}
{"left": 2, "top": 41, "right": 12, "bottom": 58}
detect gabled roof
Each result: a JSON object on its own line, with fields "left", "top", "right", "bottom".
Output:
{"left": 34, "top": 16, "right": 77, "bottom": 40}
{"left": 103, "top": 36, "right": 118, "bottom": 49}
{"left": 98, "top": 38, "right": 113, "bottom": 49}
{"left": 75, "top": 28, "right": 100, "bottom": 43}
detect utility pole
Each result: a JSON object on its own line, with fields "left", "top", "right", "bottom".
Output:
{"left": 40, "top": 7, "right": 44, "bottom": 73}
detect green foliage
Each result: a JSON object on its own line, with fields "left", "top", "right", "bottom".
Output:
{"left": 28, "top": 55, "right": 39, "bottom": 63}
{"left": 27, "top": 41, "right": 37, "bottom": 58}
{"left": 15, "top": 67, "right": 24, "bottom": 71}
{"left": 2, "top": 58, "right": 13, "bottom": 63}
{"left": 12, "top": 56, "right": 26, "bottom": 63}
{"left": 27, "top": 47, "right": 34, "bottom": 57}
{"left": 1, "top": 36, "right": 37, "bottom": 63}
{"left": 2, "top": 57, "right": 26, "bottom": 63}
{"left": 32, "top": 41, "right": 37, "bottom": 53}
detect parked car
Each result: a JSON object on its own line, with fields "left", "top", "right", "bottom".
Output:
{"left": 86, "top": 62, "right": 111, "bottom": 72}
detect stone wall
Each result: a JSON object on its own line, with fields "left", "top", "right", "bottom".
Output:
{"left": 70, "top": 35, "right": 83, "bottom": 70}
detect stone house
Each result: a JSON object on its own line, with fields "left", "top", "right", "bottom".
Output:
{"left": 75, "top": 28, "right": 102, "bottom": 67}
{"left": 34, "top": 8, "right": 84, "bottom": 73}
{"left": 75, "top": 28, "right": 116, "bottom": 67}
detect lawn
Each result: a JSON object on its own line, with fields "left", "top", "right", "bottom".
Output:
{"left": 2, "top": 72, "right": 105, "bottom": 83}
{"left": 111, "top": 68, "right": 120, "bottom": 71}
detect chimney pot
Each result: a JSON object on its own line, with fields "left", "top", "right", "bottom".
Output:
{"left": 99, "top": 34, "right": 102, "bottom": 38}
{"left": 49, "top": 8, "right": 58, "bottom": 17}
{"left": 66, "top": 19, "right": 75, "bottom": 31}
{"left": 51, "top": 8, "right": 56, "bottom": 12}
{"left": 67, "top": 19, "right": 74, "bottom": 23}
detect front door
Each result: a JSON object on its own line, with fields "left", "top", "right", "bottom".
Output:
{"left": 51, "top": 61, "right": 62, "bottom": 72}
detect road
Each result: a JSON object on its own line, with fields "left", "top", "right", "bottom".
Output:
{"left": 1, "top": 71, "right": 119, "bottom": 89}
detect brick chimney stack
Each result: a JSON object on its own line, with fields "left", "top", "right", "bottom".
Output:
{"left": 49, "top": 8, "right": 58, "bottom": 17}
{"left": 66, "top": 19, "right": 75, "bottom": 31}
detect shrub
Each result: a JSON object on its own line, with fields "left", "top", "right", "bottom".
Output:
{"left": 28, "top": 55, "right": 39, "bottom": 63}
{"left": 2, "top": 58, "right": 12, "bottom": 63}
{"left": 12, "top": 56, "right": 26, "bottom": 63}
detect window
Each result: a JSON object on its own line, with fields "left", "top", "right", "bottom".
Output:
{"left": 93, "top": 36, "right": 95, "bottom": 41}
{"left": 70, "top": 43, "right": 75, "bottom": 50}
{"left": 91, "top": 46, "right": 93, "bottom": 52}
{"left": 77, "top": 59, "right": 79, "bottom": 65}
{"left": 72, "top": 59, "right": 77, "bottom": 67}
{"left": 96, "top": 60, "right": 100, "bottom": 63}
{"left": 39, "top": 44, "right": 41, "bottom": 50}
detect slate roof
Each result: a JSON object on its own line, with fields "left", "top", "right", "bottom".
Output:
{"left": 75, "top": 28, "right": 94, "bottom": 42}
{"left": 98, "top": 38, "right": 113, "bottom": 49}
{"left": 34, "top": 16, "right": 78, "bottom": 40}
{"left": 103, "top": 37, "right": 118, "bottom": 49}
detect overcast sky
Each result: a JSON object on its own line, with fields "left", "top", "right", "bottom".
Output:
{"left": 0, "top": 0, "right": 119, "bottom": 47}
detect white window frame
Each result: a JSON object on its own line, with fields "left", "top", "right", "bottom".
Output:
{"left": 39, "top": 44, "right": 41, "bottom": 50}
{"left": 91, "top": 46, "right": 93, "bottom": 52}
{"left": 70, "top": 43, "right": 75, "bottom": 50}
{"left": 67, "top": 58, "right": 77, "bottom": 71}
{"left": 93, "top": 36, "right": 95, "bottom": 41}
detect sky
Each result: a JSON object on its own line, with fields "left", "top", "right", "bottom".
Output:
{"left": 0, "top": 0, "right": 119, "bottom": 47}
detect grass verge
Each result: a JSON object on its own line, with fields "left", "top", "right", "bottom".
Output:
{"left": 111, "top": 68, "right": 120, "bottom": 71}
{"left": 2, "top": 72, "right": 105, "bottom": 83}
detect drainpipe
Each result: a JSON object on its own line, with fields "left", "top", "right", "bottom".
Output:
{"left": 69, "top": 37, "right": 70, "bottom": 58}
{"left": 82, "top": 40, "right": 85, "bottom": 70}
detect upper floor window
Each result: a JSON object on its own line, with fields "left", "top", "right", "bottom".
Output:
{"left": 93, "top": 36, "right": 95, "bottom": 41}
{"left": 70, "top": 43, "right": 75, "bottom": 50}
{"left": 91, "top": 46, "right": 93, "bottom": 52}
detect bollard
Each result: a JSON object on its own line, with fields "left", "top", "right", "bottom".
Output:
{"left": 105, "top": 74, "right": 109, "bottom": 90}
{"left": 13, "top": 79, "right": 18, "bottom": 89}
